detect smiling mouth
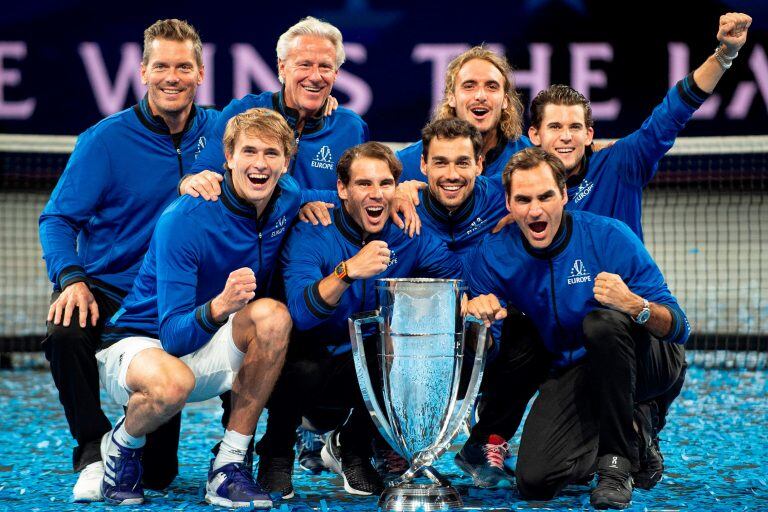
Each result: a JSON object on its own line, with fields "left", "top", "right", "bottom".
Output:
{"left": 556, "top": 148, "right": 575, "bottom": 155}
{"left": 248, "top": 173, "right": 269, "bottom": 185}
{"left": 440, "top": 182, "right": 465, "bottom": 193}
{"left": 365, "top": 206, "right": 384, "bottom": 219}
{"left": 470, "top": 106, "right": 490, "bottom": 117}
{"left": 302, "top": 84, "right": 324, "bottom": 94}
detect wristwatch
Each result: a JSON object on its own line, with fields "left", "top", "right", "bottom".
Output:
{"left": 633, "top": 298, "right": 651, "bottom": 325}
{"left": 334, "top": 261, "right": 354, "bottom": 284}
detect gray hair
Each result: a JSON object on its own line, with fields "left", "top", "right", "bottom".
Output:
{"left": 275, "top": 16, "right": 345, "bottom": 82}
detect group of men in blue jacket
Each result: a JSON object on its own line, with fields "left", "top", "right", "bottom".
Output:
{"left": 39, "top": 10, "right": 751, "bottom": 510}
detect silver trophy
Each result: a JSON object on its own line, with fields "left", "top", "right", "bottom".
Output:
{"left": 349, "top": 278, "right": 488, "bottom": 511}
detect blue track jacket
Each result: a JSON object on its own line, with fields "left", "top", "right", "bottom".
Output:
{"left": 467, "top": 210, "right": 690, "bottom": 368}
{"left": 564, "top": 74, "right": 710, "bottom": 240}
{"left": 39, "top": 98, "right": 218, "bottom": 301}
{"left": 106, "top": 172, "right": 302, "bottom": 356}
{"left": 282, "top": 207, "right": 463, "bottom": 353}
{"left": 417, "top": 175, "right": 508, "bottom": 262}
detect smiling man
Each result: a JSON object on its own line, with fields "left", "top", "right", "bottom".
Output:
{"left": 39, "top": 19, "right": 219, "bottom": 502}
{"left": 397, "top": 46, "right": 531, "bottom": 182}
{"left": 253, "top": 142, "right": 462, "bottom": 498}
{"left": 529, "top": 13, "right": 751, "bottom": 240}
{"left": 187, "top": 16, "right": 368, "bottom": 193}
{"left": 464, "top": 147, "right": 689, "bottom": 509}
{"left": 98, "top": 109, "right": 301, "bottom": 508}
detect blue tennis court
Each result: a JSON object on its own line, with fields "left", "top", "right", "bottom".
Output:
{"left": 1, "top": 363, "right": 765, "bottom": 511}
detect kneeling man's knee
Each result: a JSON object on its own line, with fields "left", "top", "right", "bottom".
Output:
{"left": 247, "top": 299, "right": 292, "bottom": 350}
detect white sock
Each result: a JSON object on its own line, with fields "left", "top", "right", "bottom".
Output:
{"left": 213, "top": 430, "right": 253, "bottom": 470}
{"left": 114, "top": 421, "right": 146, "bottom": 449}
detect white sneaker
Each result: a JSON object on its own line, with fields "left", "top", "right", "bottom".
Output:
{"left": 72, "top": 461, "right": 105, "bottom": 502}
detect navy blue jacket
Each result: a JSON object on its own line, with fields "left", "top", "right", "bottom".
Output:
{"left": 106, "top": 172, "right": 302, "bottom": 356}
{"left": 565, "top": 74, "right": 710, "bottom": 240}
{"left": 190, "top": 90, "right": 369, "bottom": 190}
{"left": 282, "top": 207, "right": 463, "bottom": 353}
{"left": 39, "top": 98, "right": 218, "bottom": 301}
{"left": 396, "top": 135, "right": 532, "bottom": 183}
{"left": 417, "top": 175, "right": 508, "bottom": 263}
{"left": 467, "top": 210, "right": 690, "bottom": 368}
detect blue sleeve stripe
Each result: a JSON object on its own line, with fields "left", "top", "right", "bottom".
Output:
{"left": 659, "top": 304, "right": 685, "bottom": 344}
{"left": 58, "top": 265, "right": 88, "bottom": 289}
{"left": 303, "top": 280, "right": 335, "bottom": 319}
{"left": 194, "top": 300, "right": 225, "bottom": 334}
{"left": 676, "top": 73, "right": 710, "bottom": 109}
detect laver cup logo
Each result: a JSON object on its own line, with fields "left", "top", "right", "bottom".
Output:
{"left": 311, "top": 145, "right": 334, "bottom": 170}
{"left": 567, "top": 259, "right": 592, "bottom": 285}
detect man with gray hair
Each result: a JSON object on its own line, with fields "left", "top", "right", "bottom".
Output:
{"left": 187, "top": 16, "right": 369, "bottom": 193}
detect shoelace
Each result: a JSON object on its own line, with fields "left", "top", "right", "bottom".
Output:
{"left": 114, "top": 445, "right": 143, "bottom": 492}
{"left": 227, "top": 464, "right": 264, "bottom": 493}
{"left": 482, "top": 441, "right": 509, "bottom": 469}
{"left": 379, "top": 449, "right": 409, "bottom": 474}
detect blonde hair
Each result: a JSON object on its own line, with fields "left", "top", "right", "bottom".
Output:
{"left": 143, "top": 19, "right": 203, "bottom": 67}
{"left": 223, "top": 108, "right": 295, "bottom": 162}
{"left": 434, "top": 46, "right": 524, "bottom": 141}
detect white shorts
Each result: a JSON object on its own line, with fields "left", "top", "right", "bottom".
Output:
{"left": 96, "top": 316, "right": 245, "bottom": 406}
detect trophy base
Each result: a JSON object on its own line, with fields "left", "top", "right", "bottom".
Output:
{"left": 378, "top": 483, "right": 464, "bottom": 511}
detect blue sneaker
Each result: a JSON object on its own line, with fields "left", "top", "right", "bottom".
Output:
{"left": 206, "top": 461, "right": 273, "bottom": 509}
{"left": 296, "top": 427, "right": 326, "bottom": 474}
{"left": 100, "top": 417, "right": 144, "bottom": 505}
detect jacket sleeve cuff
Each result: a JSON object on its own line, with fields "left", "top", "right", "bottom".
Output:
{"left": 657, "top": 304, "right": 688, "bottom": 344}
{"left": 58, "top": 265, "right": 89, "bottom": 291}
{"left": 302, "top": 279, "right": 337, "bottom": 320}
{"left": 676, "top": 73, "right": 711, "bottom": 110}
{"left": 194, "top": 300, "right": 227, "bottom": 334}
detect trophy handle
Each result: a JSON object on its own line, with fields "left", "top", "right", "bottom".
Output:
{"left": 348, "top": 311, "right": 402, "bottom": 456}
{"left": 415, "top": 314, "right": 488, "bottom": 468}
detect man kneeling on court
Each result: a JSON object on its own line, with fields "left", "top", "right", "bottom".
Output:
{"left": 96, "top": 108, "right": 301, "bottom": 508}
{"left": 464, "top": 147, "right": 689, "bottom": 509}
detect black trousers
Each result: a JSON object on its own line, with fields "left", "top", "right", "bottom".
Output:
{"left": 255, "top": 336, "right": 379, "bottom": 458}
{"left": 468, "top": 309, "right": 685, "bottom": 500}
{"left": 43, "top": 289, "right": 181, "bottom": 489}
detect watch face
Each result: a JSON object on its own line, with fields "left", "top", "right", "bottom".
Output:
{"left": 334, "top": 262, "right": 345, "bottom": 278}
{"left": 637, "top": 309, "right": 651, "bottom": 324}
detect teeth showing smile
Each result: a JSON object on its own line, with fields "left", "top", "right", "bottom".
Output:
{"left": 247, "top": 173, "right": 269, "bottom": 185}
{"left": 365, "top": 206, "right": 384, "bottom": 218}
{"left": 303, "top": 85, "right": 322, "bottom": 93}
{"left": 556, "top": 148, "right": 574, "bottom": 154}
{"left": 441, "top": 184, "right": 463, "bottom": 192}
{"left": 470, "top": 107, "right": 489, "bottom": 116}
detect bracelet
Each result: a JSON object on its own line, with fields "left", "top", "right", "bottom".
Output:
{"left": 714, "top": 43, "right": 738, "bottom": 70}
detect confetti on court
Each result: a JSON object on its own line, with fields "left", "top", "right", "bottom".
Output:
{"left": 1, "top": 366, "right": 765, "bottom": 511}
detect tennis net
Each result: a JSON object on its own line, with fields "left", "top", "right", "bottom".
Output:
{"left": 0, "top": 134, "right": 766, "bottom": 368}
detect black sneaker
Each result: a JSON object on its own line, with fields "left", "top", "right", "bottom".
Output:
{"left": 590, "top": 455, "right": 633, "bottom": 510}
{"left": 320, "top": 430, "right": 384, "bottom": 496}
{"left": 633, "top": 402, "right": 664, "bottom": 490}
{"left": 256, "top": 452, "right": 295, "bottom": 499}
{"left": 296, "top": 427, "right": 326, "bottom": 474}
{"left": 454, "top": 435, "right": 513, "bottom": 488}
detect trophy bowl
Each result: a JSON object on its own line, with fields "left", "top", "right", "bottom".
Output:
{"left": 349, "top": 278, "right": 488, "bottom": 511}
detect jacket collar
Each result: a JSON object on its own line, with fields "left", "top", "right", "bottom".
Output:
{"left": 133, "top": 94, "right": 197, "bottom": 136}
{"left": 483, "top": 132, "right": 509, "bottom": 170}
{"left": 272, "top": 89, "right": 326, "bottom": 135}
{"left": 522, "top": 211, "right": 573, "bottom": 260}
{"left": 334, "top": 204, "right": 387, "bottom": 246}
{"left": 422, "top": 186, "right": 476, "bottom": 225}
{"left": 220, "top": 170, "right": 282, "bottom": 222}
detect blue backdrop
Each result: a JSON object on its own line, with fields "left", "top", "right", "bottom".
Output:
{"left": 1, "top": 0, "right": 766, "bottom": 140}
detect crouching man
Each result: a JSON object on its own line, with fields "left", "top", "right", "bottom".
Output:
{"left": 96, "top": 108, "right": 301, "bottom": 508}
{"left": 464, "top": 148, "right": 689, "bottom": 509}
